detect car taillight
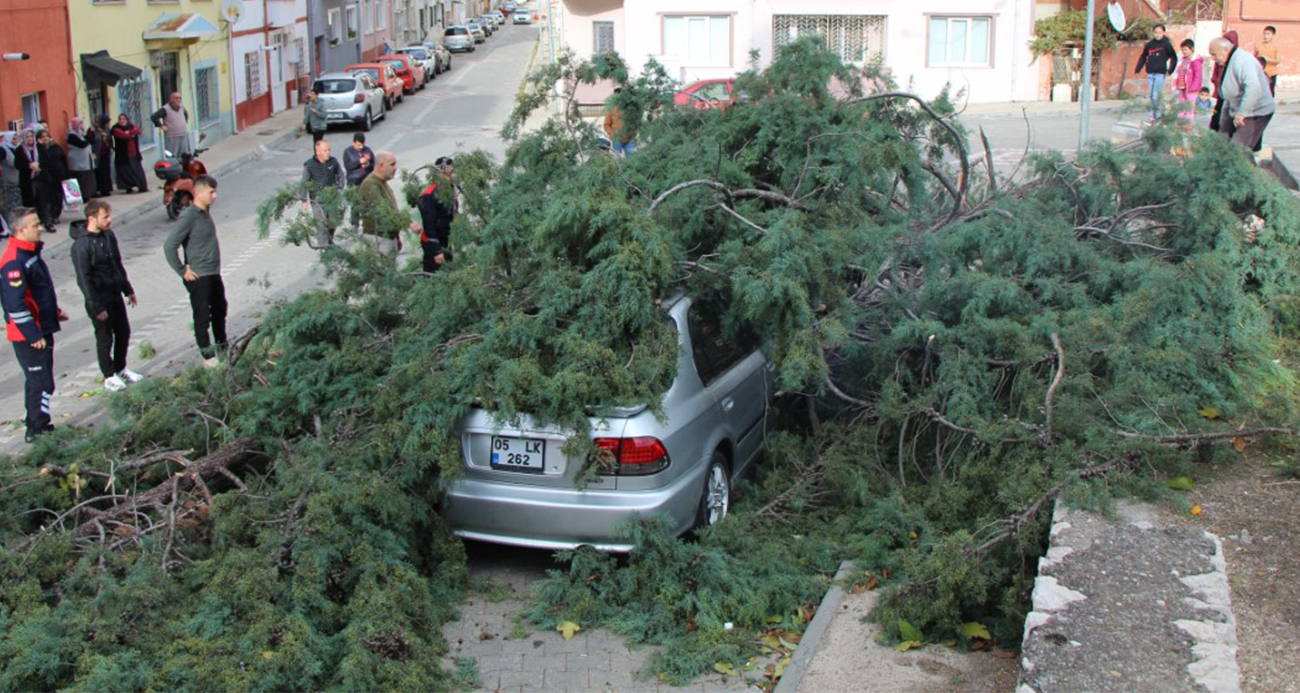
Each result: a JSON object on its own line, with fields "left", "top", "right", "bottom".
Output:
{"left": 354, "top": 93, "right": 365, "bottom": 103}
{"left": 592, "top": 437, "right": 669, "bottom": 476}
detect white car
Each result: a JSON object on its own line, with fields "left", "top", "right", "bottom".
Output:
{"left": 396, "top": 46, "right": 438, "bottom": 83}
{"left": 513, "top": 10, "right": 532, "bottom": 24}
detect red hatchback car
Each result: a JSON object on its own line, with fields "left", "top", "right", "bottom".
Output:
{"left": 377, "top": 54, "right": 425, "bottom": 94}
{"left": 345, "top": 63, "right": 405, "bottom": 108}
{"left": 673, "top": 79, "right": 736, "bottom": 109}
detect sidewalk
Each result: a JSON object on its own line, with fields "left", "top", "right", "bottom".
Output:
{"left": 960, "top": 86, "right": 1300, "bottom": 118}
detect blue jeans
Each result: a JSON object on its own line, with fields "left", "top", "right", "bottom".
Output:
{"left": 1147, "top": 74, "right": 1166, "bottom": 119}
{"left": 613, "top": 138, "right": 636, "bottom": 158}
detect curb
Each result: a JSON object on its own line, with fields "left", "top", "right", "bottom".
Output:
{"left": 112, "top": 127, "right": 300, "bottom": 227}
{"left": 772, "top": 560, "right": 855, "bottom": 693}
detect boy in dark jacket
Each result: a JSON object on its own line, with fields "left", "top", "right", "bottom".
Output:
{"left": 2, "top": 207, "right": 69, "bottom": 442}
{"left": 71, "top": 199, "right": 140, "bottom": 392}
{"left": 417, "top": 157, "right": 456, "bottom": 273}
{"left": 1135, "top": 24, "right": 1178, "bottom": 122}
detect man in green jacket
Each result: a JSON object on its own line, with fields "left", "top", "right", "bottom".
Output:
{"left": 302, "top": 90, "right": 328, "bottom": 144}
{"left": 358, "top": 151, "right": 421, "bottom": 256}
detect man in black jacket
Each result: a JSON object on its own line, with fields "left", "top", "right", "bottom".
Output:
{"left": 417, "top": 157, "right": 456, "bottom": 273}
{"left": 71, "top": 199, "right": 140, "bottom": 392}
{"left": 1135, "top": 24, "right": 1178, "bottom": 123}
{"left": 300, "top": 139, "right": 345, "bottom": 247}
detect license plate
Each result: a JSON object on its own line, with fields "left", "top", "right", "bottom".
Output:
{"left": 328, "top": 112, "right": 346, "bottom": 119}
{"left": 490, "top": 435, "right": 546, "bottom": 473}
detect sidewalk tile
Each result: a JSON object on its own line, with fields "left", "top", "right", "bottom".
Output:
{"left": 477, "top": 653, "right": 523, "bottom": 672}
{"left": 543, "top": 667, "right": 589, "bottom": 689}
{"left": 498, "top": 669, "right": 544, "bottom": 689}
{"left": 564, "top": 651, "right": 611, "bottom": 672}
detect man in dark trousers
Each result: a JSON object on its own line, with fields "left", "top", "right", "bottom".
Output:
{"left": 1134, "top": 24, "right": 1178, "bottom": 123}
{"left": 163, "top": 175, "right": 226, "bottom": 367}
{"left": 300, "top": 139, "right": 344, "bottom": 246}
{"left": 71, "top": 199, "right": 141, "bottom": 392}
{"left": 418, "top": 156, "right": 456, "bottom": 273}
{"left": 1, "top": 207, "right": 69, "bottom": 442}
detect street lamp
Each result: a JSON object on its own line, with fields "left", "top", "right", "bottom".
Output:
{"left": 3, "top": 53, "right": 31, "bottom": 61}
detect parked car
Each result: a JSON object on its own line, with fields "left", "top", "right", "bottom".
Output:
{"left": 465, "top": 22, "right": 487, "bottom": 43}
{"left": 377, "top": 54, "right": 425, "bottom": 94}
{"left": 444, "top": 26, "right": 476, "bottom": 52}
{"left": 513, "top": 9, "right": 532, "bottom": 24}
{"left": 423, "top": 41, "right": 453, "bottom": 73}
{"left": 467, "top": 19, "right": 490, "bottom": 39}
{"left": 480, "top": 13, "right": 503, "bottom": 29}
{"left": 345, "top": 63, "right": 404, "bottom": 108}
{"left": 673, "top": 79, "right": 736, "bottom": 109}
{"left": 312, "top": 71, "right": 387, "bottom": 132}
{"left": 396, "top": 46, "right": 438, "bottom": 83}
{"left": 441, "top": 294, "right": 773, "bottom": 551}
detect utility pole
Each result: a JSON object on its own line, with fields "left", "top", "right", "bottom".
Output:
{"left": 1079, "top": 0, "right": 1096, "bottom": 151}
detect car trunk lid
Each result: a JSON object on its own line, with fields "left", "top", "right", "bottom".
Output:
{"left": 458, "top": 410, "right": 626, "bottom": 489}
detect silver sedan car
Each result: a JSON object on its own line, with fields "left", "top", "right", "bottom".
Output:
{"left": 441, "top": 295, "right": 773, "bottom": 551}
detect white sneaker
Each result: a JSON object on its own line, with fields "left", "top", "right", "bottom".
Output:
{"left": 118, "top": 367, "right": 144, "bottom": 383}
{"left": 202, "top": 357, "right": 221, "bottom": 369}
{"left": 104, "top": 375, "right": 128, "bottom": 392}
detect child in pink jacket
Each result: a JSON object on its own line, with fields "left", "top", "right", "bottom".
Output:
{"left": 1172, "top": 38, "right": 1204, "bottom": 128}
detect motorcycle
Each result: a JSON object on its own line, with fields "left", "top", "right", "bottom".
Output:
{"left": 153, "top": 146, "right": 209, "bottom": 220}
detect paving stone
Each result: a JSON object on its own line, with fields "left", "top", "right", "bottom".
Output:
{"left": 588, "top": 669, "right": 639, "bottom": 689}
{"left": 564, "top": 651, "right": 611, "bottom": 672}
{"left": 543, "top": 667, "right": 590, "bottom": 689}
{"left": 498, "top": 669, "right": 545, "bottom": 689}
{"left": 462, "top": 637, "right": 505, "bottom": 657}
{"left": 477, "top": 653, "right": 523, "bottom": 673}
{"left": 521, "top": 651, "right": 560, "bottom": 673}
{"left": 547, "top": 631, "right": 588, "bottom": 655}
{"left": 502, "top": 637, "right": 546, "bottom": 655}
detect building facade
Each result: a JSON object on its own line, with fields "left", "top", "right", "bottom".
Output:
{"left": 0, "top": 0, "right": 78, "bottom": 140}
{"left": 66, "top": 0, "right": 234, "bottom": 164}
{"left": 360, "top": 0, "right": 393, "bottom": 61}
{"left": 228, "top": 0, "right": 310, "bottom": 130}
{"left": 310, "top": 0, "right": 365, "bottom": 77}
{"left": 556, "top": 0, "right": 1042, "bottom": 104}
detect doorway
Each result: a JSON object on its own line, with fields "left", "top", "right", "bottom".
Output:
{"left": 158, "top": 51, "right": 180, "bottom": 105}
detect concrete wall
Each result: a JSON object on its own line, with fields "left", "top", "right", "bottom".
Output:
{"left": 0, "top": 0, "right": 78, "bottom": 142}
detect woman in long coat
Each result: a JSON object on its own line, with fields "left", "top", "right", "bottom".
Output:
{"left": 110, "top": 114, "right": 148, "bottom": 193}
{"left": 66, "top": 117, "right": 98, "bottom": 199}
{"left": 12, "top": 128, "right": 40, "bottom": 207}
{"left": 93, "top": 115, "right": 114, "bottom": 196}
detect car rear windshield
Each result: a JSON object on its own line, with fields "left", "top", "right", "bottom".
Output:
{"left": 401, "top": 49, "right": 429, "bottom": 59}
{"left": 349, "top": 68, "right": 381, "bottom": 81}
{"left": 378, "top": 59, "right": 407, "bottom": 70}
{"left": 446, "top": 27, "right": 468, "bottom": 35}
{"left": 314, "top": 79, "right": 356, "bottom": 94}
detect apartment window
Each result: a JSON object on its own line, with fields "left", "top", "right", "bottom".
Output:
{"left": 116, "top": 75, "right": 156, "bottom": 146}
{"left": 363, "top": 0, "right": 372, "bottom": 33}
{"left": 594, "top": 21, "right": 615, "bottom": 53}
{"left": 328, "top": 8, "right": 343, "bottom": 44}
{"left": 347, "top": 4, "right": 360, "bottom": 40}
{"left": 928, "top": 16, "right": 992, "bottom": 66}
{"left": 662, "top": 15, "right": 730, "bottom": 67}
{"left": 195, "top": 66, "right": 220, "bottom": 125}
{"left": 20, "top": 93, "right": 41, "bottom": 127}
{"left": 376, "top": 0, "right": 388, "bottom": 31}
{"left": 773, "top": 15, "right": 886, "bottom": 64}
{"left": 244, "top": 51, "right": 266, "bottom": 98}
{"left": 294, "top": 38, "right": 307, "bottom": 77}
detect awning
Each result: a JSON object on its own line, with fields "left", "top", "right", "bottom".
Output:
{"left": 143, "top": 13, "right": 221, "bottom": 41}
{"left": 81, "top": 51, "right": 143, "bottom": 90}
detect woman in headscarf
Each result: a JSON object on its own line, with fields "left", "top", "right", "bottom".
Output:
{"left": 0, "top": 131, "right": 22, "bottom": 218}
{"left": 110, "top": 114, "right": 148, "bottom": 193}
{"left": 93, "top": 114, "right": 114, "bottom": 196}
{"left": 12, "top": 128, "right": 40, "bottom": 208}
{"left": 33, "top": 129, "right": 67, "bottom": 230}
{"left": 66, "top": 117, "right": 97, "bottom": 200}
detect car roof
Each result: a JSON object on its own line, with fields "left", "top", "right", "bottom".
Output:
{"left": 315, "top": 72, "right": 360, "bottom": 81}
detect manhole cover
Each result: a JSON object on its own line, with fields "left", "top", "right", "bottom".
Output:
{"left": 256, "top": 130, "right": 278, "bottom": 136}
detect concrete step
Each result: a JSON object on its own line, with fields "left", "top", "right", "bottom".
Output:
{"left": 1019, "top": 500, "right": 1240, "bottom": 693}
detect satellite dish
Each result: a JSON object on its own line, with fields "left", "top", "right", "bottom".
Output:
{"left": 219, "top": 0, "right": 246, "bottom": 25}
{"left": 1108, "top": 1, "right": 1127, "bottom": 34}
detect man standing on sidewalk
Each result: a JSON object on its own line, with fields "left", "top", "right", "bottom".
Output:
{"left": 300, "top": 139, "right": 344, "bottom": 247}
{"left": 1134, "top": 24, "right": 1178, "bottom": 123}
{"left": 152, "top": 92, "right": 192, "bottom": 157}
{"left": 71, "top": 199, "right": 142, "bottom": 392}
{"left": 302, "top": 90, "right": 328, "bottom": 145}
{"left": 2, "top": 207, "right": 69, "bottom": 442}
{"left": 163, "top": 176, "right": 227, "bottom": 366}
{"left": 1210, "top": 36, "right": 1276, "bottom": 153}
{"left": 359, "top": 151, "right": 419, "bottom": 256}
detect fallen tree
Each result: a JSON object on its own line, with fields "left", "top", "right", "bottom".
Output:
{"left": 2, "top": 38, "right": 1298, "bottom": 688}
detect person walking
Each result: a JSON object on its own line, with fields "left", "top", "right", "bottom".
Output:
{"left": 417, "top": 156, "right": 456, "bottom": 273}
{"left": 1255, "top": 26, "right": 1280, "bottom": 96}
{"left": 1135, "top": 24, "right": 1178, "bottom": 123}
{"left": 33, "top": 130, "right": 67, "bottom": 232}
{"left": 1172, "top": 39, "right": 1204, "bottom": 130}
{"left": 70, "top": 199, "right": 140, "bottom": 392}
{"left": 343, "top": 133, "right": 375, "bottom": 187}
{"left": 66, "top": 118, "right": 98, "bottom": 200}
{"left": 1210, "top": 36, "right": 1276, "bottom": 152}
{"left": 300, "top": 139, "right": 344, "bottom": 247}
{"left": 111, "top": 115, "right": 148, "bottom": 194}
{"left": 1, "top": 207, "right": 69, "bottom": 442}
{"left": 1209, "top": 30, "right": 1240, "bottom": 132}
{"left": 358, "top": 151, "right": 417, "bottom": 256}
{"left": 163, "top": 175, "right": 226, "bottom": 366}
{"left": 602, "top": 88, "right": 635, "bottom": 157}
{"left": 93, "top": 115, "right": 114, "bottom": 196}
{"left": 151, "top": 92, "right": 192, "bottom": 156}
{"left": 302, "top": 90, "right": 328, "bottom": 144}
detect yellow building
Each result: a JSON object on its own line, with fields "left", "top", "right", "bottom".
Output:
{"left": 69, "top": 1, "right": 235, "bottom": 165}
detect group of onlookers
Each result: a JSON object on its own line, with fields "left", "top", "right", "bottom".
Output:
{"left": 1135, "top": 24, "right": 1280, "bottom": 151}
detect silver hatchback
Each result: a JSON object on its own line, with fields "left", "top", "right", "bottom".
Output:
{"left": 445, "top": 26, "right": 476, "bottom": 51}
{"left": 442, "top": 295, "right": 773, "bottom": 551}
{"left": 312, "top": 72, "right": 386, "bottom": 131}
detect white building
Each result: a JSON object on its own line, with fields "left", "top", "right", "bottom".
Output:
{"left": 553, "top": 0, "right": 1041, "bottom": 105}
{"left": 229, "top": 0, "right": 311, "bottom": 130}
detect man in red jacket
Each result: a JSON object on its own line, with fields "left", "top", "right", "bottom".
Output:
{"left": 1, "top": 207, "right": 69, "bottom": 442}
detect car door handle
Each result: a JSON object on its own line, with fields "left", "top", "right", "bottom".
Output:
{"left": 721, "top": 397, "right": 735, "bottom": 412}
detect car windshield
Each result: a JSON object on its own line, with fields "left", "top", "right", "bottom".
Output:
{"left": 314, "top": 79, "right": 356, "bottom": 94}
{"left": 446, "top": 27, "right": 467, "bottom": 35}
{"left": 349, "top": 68, "right": 381, "bottom": 80}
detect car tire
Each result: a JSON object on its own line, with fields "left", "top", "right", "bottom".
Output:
{"left": 694, "top": 452, "right": 731, "bottom": 530}
{"left": 361, "top": 107, "right": 373, "bottom": 132}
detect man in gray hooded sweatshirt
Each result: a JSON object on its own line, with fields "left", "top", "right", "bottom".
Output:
{"left": 1210, "top": 36, "right": 1276, "bottom": 152}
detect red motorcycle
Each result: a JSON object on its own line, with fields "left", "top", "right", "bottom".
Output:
{"left": 153, "top": 147, "right": 209, "bottom": 220}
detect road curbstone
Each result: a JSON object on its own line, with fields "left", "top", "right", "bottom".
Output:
{"left": 771, "top": 560, "right": 854, "bottom": 693}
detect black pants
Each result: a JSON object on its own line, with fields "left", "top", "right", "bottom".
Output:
{"left": 311, "top": 126, "right": 325, "bottom": 143}
{"left": 90, "top": 297, "right": 130, "bottom": 377}
{"left": 34, "top": 184, "right": 58, "bottom": 230}
{"left": 1220, "top": 112, "right": 1273, "bottom": 153}
{"left": 421, "top": 241, "right": 445, "bottom": 273}
{"left": 185, "top": 275, "right": 228, "bottom": 358}
{"left": 12, "top": 335, "right": 55, "bottom": 433}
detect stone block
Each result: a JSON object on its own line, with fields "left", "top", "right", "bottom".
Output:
{"left": 476, "top": 653, "right": 523, "bottom": 672}
{"left": 544, "top": 667, "right": 590, "bottom": 689}
{"left": 565, "top": 651, "right": 611, "bottom": 672}
{"left": 498, "top": 669, "right": 545, "bottom": 689}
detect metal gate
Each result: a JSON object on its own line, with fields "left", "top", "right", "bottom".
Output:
{"left": 773, "top": 15, "right": 887, "bottom": 64}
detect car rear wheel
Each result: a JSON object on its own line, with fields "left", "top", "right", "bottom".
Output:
{"left": 694, "top": 452, "right": 730, "bottom": 529}
{"left": 361, "top": 107, "right": 373, "bottom": 132}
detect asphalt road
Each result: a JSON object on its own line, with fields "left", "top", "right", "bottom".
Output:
{"left": 0, "top": 25, "right": 540, "bottom": 451}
